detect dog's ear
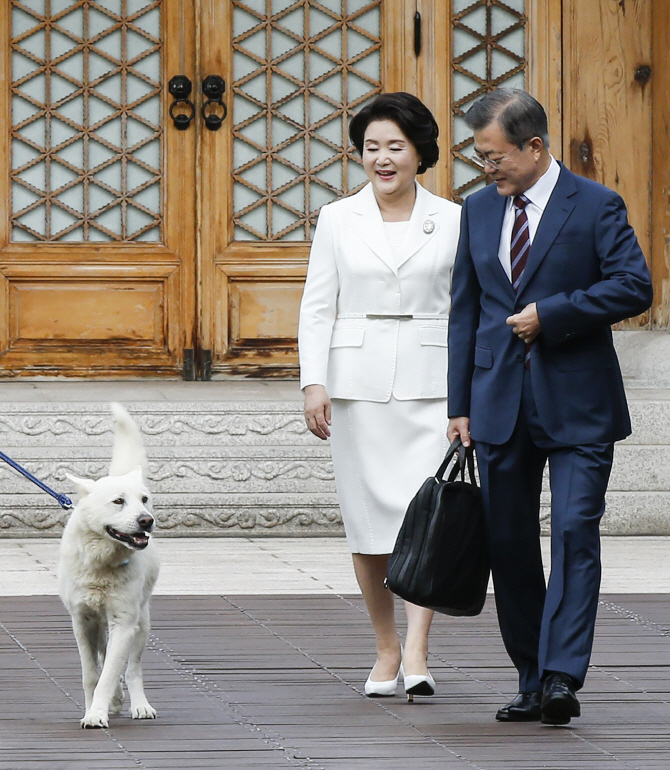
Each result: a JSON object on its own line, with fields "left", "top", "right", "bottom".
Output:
{"left": 128, "top": 465, "right": 144, "bottom": 481}
{"left": 65, "top": 473, "right": 95, "bottom": 498}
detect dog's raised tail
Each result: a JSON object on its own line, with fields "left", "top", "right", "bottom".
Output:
{"left": 109, "top": 402, "right": 149, "bottom": 479}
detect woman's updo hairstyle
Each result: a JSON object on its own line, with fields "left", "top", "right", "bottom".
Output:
{"left": 349, "top": 92, "right": 439, "bottom": 175}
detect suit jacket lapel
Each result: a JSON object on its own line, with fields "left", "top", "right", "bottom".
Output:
{"left": 481, "top": 189, "right": 515, "bottom": 299}
{"left": 396, "top": 183, "right": 440, "bottom": 269}
{"left": 349, "top": 184, "right": 396, "bottom": 273}
{"left": 516, "top": 165, "right": 577, "bottom": 294}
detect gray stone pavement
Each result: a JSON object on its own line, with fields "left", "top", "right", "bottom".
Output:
{"left": 2, "top": 535, "right": 670, "bottom": 596}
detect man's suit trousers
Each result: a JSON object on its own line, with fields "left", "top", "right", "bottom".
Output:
{"left": 476, "top": 369, "right": 614, "bottom": 693}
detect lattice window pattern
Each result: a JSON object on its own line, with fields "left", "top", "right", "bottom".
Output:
{"left": 11, "top": 0, "right": 163, "bottom": 242}
{"left": 232, "top": 0, "right": 382, "bottom": 242}
{"left": 451, "top": 0, "right": 526, "bottom": 202}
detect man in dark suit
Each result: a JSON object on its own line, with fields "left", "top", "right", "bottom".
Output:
{"left": 447, "top": 89, "right": 653, "bottom": 725}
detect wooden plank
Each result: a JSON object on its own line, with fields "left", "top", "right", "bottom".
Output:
{"left": 651, "top": 0, "right": 670, "bottom": 328}
{"left": 562, "top": 0, "right": 652, "bottom": 329}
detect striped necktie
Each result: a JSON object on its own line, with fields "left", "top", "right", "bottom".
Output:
{"left": 511, "top": 195, "right": 530, "bottom": 291}
{"left": 510, "top": 195, "right": 531, "bottom": 367}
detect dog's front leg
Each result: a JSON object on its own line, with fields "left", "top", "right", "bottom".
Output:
{"left": 125, "top": 605, "right": 156, "bottom": 719}
{"left": 71, "top": 610, "right": 103, "bottom": 713}
{"left": 82, "top": 622, "right": 134, "bottom": 729}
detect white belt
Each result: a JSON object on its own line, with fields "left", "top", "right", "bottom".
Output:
{"left": 336, "top": 313, "right": 449, "bottom": 320}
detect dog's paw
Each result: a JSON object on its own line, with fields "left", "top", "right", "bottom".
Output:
{"left": 130, "top": 702, "right": 157, "bottom": 720}
{"left": 81, "top": 709, "right": 109, "bottom": 729}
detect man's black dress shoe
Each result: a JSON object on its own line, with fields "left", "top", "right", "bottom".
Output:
{"left": 495, "top": 691, "right": 542, "bottom": 722}
{"left": 541, "top": 672, "right": 581, "bottom": 725}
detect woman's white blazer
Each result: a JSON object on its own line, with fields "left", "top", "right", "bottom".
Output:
{"left": 298, "top": 182, "right": 461, "bottom": 402}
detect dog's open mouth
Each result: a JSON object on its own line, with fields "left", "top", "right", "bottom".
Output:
{"left": 105, "top": 526, "right": 150, "bottom": 550}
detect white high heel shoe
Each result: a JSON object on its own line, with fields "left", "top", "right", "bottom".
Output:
{"left": 403, "top": 671, "right": 436, "bottom": 703}
{"left": 364, "top": 663, "right": 403, "bottom": 697}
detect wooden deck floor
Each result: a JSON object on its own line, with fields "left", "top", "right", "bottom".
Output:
{"left": 2, "top": 594, "right": 670, "bottom": 769}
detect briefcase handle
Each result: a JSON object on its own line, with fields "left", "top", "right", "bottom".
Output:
{"left": 435, "top": 437, "right": 477, "bottom": 484}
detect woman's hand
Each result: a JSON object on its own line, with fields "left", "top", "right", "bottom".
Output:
{"left": 303, "top": 384, "right": 332, "bottom": 440}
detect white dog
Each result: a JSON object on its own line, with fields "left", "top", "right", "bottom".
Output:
{"left": 58, "top": 403, "right": 160, "bottom": 729}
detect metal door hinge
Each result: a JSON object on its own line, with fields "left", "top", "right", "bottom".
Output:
{"left": 183, "top": 348, "right": 212, "bottom": 381}
{"left": 183, "top": 349, "right": 195, "bottom": 380}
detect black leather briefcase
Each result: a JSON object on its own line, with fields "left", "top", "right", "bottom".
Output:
{"left": 386, "top": 438, "right": 490, "bottom": 616}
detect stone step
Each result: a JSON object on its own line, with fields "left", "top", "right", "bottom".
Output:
{"left": 0, "top": 379, "right": 668, "bottom": 537}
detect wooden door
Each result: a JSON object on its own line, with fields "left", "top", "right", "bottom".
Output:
{"left": 198, "top": 0, "right": 425, "bottom": 378}
{"left": 0, "top": 0, "right": 197, "bottom": 377}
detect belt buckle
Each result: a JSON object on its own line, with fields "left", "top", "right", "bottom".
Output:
{"left": 365, "top": 313, "right": 413, "bottom": 320}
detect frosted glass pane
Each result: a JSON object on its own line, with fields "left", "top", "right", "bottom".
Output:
{"left": 12, "top": 141, "right": 41, "bottom": 171}
{"left": 240, "top": 162, "right": 268, "bottom": 192}
{"left": 56, "top": 139, "right": 85, "bottom": 169}
{"left": 314, "top": 162, "right": 342, "bottom": 190}
{"left": 51, "top": 73, "right": 80, "bottom": 102}
{"left": 454, "top": 158, "right": 481, "bottom": 189}
{"left": 132, "top": 94, "right": 161, "bottom": 125}
{"left": 454, "top": 29, "right": 481, "bottom": 57}
{"left": 355, "top": 50, "right": 379, "bottom": 79}
{"left": 133, "top": 138, "right": 160, "bottom": 168}
{"left": 500, "top": 28, "right": 525, "bottom": 57}
{"left": 127, "top": 162, "right": 155, "bottom": 191}
{"left": 354, "top": 7, "right": 380, "bottom": 36}
{"left": 277, "top": 185, "right": 305, "bottom": 210}
{"left": 12, "top": 185, "right": 41, "bottom": 212}
{"left": 459, "top": 7, "right": 487, "bottom": 32}
{"left": 133, "top": 8, "right": 160, "bottom": 37}
{"left": 133, "top": 52, "right": 161, "bottom": 81}
{"left": 89, "top": 8, "right": 116, "bottom": 37}
{"left": 57, "top": 53, "right": 86, "bottom": 83}
{"left": 127, "top": 206, "right": 154, "bottom": 235}
{"left": 272, "top": 205, "right": 299, "bottom": 236}
{"left": 13, "top": 8, "right": 41, "bottom": 37}
{"left": 239, "top": 117, "right": 267, "bottom": 148}
{"left": 127, "top": 118, "right": 155, "bottom": 147}
{"left": 89, "top": 184, "right": 116, "bottom": 212}
{"left": 20, "top": 0, "right": 46, "bottom": 13}
{"left": 18, "top": 205, "right": 47, "bottom": 236}
{"left": 95, "top": 163, "right": 123, "bottom": 192}
{"left": 51, "top": 206, "right": 79, "bottom": 234}
{"left": 57, "top": 8, "right": 84, "bottom": 36}
{"left": 18, "top": 74, "right": 46, "bottom": 104}
{"left": 127, "top": 29, "right": 154, "bottom": 59}
{"left": 458, "top": 49, "right": 487, "bottom": 80}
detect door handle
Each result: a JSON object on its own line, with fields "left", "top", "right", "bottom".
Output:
{"left": 201, "top": 75, "right": 227, "bottom": 131}
{"left": 168, "top": 75, "right": 195, "bottom": 130}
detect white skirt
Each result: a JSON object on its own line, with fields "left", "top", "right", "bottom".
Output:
{"left": 329, "top": 397, "right": 448, "bottom": 554}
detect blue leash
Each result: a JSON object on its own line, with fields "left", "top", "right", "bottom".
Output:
{"left": 0, "top": 450, "right": 73, "bottom": 509}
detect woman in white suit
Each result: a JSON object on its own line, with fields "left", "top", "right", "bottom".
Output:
{"left": 299, "top": 93, "right": 461, "bottom": 699}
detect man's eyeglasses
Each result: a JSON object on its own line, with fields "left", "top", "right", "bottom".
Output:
{"left": 471, "top": 144, "right": 525, "bottom": 171}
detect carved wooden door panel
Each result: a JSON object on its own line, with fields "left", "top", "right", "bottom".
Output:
{"left": 0, "top": 0, "right": 197, "bottom": 377}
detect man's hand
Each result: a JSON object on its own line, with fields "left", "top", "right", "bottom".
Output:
{"left": 506, "top": 302, "right": 541, "bottom": 343}
{"left": 447, "top": 416, "right": 471, "bottom": 448}
{"left": 303, "top": 384, "right": 332, "bottom": 440}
